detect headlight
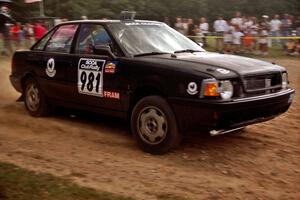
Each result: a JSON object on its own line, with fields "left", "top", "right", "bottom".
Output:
{"left": 201, "top": 79, "right": 234, "bottom": 100}
{"left": 282, "top": 73, "right": 288, "bottom": 89}
{"left": 219, "top": 80, "right": 234, "bottom": 100}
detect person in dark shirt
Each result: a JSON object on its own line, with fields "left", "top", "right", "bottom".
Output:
{"left": 0, "top": 6, "right": 15, "bottom": 56}
{"left": 187, "top": 18, "right": 195, "bottom": 36}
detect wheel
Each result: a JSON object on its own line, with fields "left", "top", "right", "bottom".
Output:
{"left": 131, "top": 96, "right": 181, "bottom": 154}
{"left": 24, "top": 78, "right": 50, "bottom": 117}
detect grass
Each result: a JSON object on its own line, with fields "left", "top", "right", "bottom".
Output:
{"left": 0, "top": 162, "right": 190, "bottom": 200}
{"left": 0, "top": 162, "right": 134, "bottom": 200}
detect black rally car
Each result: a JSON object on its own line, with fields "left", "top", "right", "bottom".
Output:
{"left": 10, "top": 15, "right": 294, "bottom": 154}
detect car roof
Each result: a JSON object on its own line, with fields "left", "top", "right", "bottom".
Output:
{"left": 58, "top": 19, "right": 163, "bottom": 25}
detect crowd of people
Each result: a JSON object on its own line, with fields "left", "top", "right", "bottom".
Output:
{"left": 1, "top": 5, "right": 300, "bottom": 57}
{"left": 173, "top": 12, "right": 300, "bottom": 56}
{"left": 0, "top": 6, "right": 48, "bottom": 56}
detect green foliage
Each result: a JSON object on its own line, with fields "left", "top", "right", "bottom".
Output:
{"left": 0, "top": 162, "right": 134, "bottom": 200}
{"left": 7, "top": 0, "right": 300, "bottom": 22}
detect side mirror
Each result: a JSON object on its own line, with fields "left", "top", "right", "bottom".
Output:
{"left": 93, "top": 45, "right": 116, "bottom": 59}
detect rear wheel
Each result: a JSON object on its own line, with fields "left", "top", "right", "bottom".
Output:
{"left": 131, "top": 96, "right": 181, "bottom": 154}
{"left": 24, "top": 78, "right": 50, "bottom": 117}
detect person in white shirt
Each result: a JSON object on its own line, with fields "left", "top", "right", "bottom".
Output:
{"left": 223, "top": 21, "right": 234, "bottom": 53}
{"left": 232, "top": 27, "right": 244, "bottom": 53}
{"left": 259, "top": 29, "right": 269, "bottom": 55}
{"left": 174, "top": 17, "right": 185, "bottom": 34}
{"left": 199, "top": 17, "right": 209, "bottom": 47}
{"left": 231, "top": 11, "right": 243, "bottom": 29}
{"left": 213, "top": 15, "right": 227, "bottom": 52}
{"left": 270, "top": 14, "right": 282, "bottom": 45}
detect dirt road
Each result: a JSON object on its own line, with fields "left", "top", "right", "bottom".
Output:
{"left": 0, "top": 57, "right": 299, "bottom": 200}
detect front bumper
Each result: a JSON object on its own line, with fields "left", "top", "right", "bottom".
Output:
{"left": 169, "top": 89, "right": 295, "bottom": 133}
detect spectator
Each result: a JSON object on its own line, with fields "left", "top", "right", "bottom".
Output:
{"left": 213, "top": 15, "right": 227, "bottom": 52}
{"left": 281, "top": 14, "right": 292, "bottom": 47}
{"left": 193, "top": 25, "right": 203, "bottom": 44}
{"left": 174, "top": 17, "right": 184, "bottom": 34}
{"left": 0, "top": 6, "right": 15, "bottom": 56}
{"left": 10, "top": 22, "right": 22, "bottom": 49}
{"left": 34, "top": 22, "right": 47, "bottom": 41}
{"left": 24, "top": 23, "right": 34, "bottom": 48}
{"left": 243, "top": 16, "right": 254, "bottom": 32}
{"left": 187, "top": 18, "right": 195, "bottom": 37}
{"left": 232, "top": 26, "right": 244, "bottom": 54}
{"left": 199, "top": 17, "right": 209, "bottom": 47}
{"left": 231, "top": 11, "right": 243, "bottom": 29}
{"left": 270, "top": 14, "right": 282, "bottom": 45}
{"left": 259, "top": 29, "right": 269, "bottom": 55}
{"left": 260, "top": 15, "right": 271, "bottom": 48}
{"left": 223, "top": 21, "right": 234, "bottom": 53}
{"left": 285, "top": 39, "right": 295, "bottom": 55}
{"left": 182, "top": 18, "right": 188, "bottom": 35}
{"left": 295, "top": 16, "right": 300, "bottom": 36}
{"left": 250, "top": 17, "right": 259, "bottom": 52}
{"left": 243, "top": 31, "right": 254, "bottom": 53}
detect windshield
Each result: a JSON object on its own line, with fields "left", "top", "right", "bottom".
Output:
{"left": 107, "top": 22, "right": 205, "bottom": 56}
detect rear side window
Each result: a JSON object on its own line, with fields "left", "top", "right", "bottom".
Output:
{"left": 45, "top": 24, "right": 78, "bottom": 53}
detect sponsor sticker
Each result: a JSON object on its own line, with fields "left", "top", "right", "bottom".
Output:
{"left": 104, "top": 62, "right": 116, "bottom": 74}
{"left": 46, "top": 58, "right": 56, "bottom": 77}
{"left": 104, "top": 91, "right": 120, "bottom": 99}
{"left": 187, "top": 82, "right": 198, "bottom": 95}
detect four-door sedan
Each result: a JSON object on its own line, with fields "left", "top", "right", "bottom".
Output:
{"left": 10, "top": 16, "right": 294, "bottom": 154}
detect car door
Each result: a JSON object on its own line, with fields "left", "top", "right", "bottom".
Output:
{"left": 36, "top": 24, "right": 79, "bottom": 101}
{"left": 67, "top": 23, "right": 124, "bottom": 112}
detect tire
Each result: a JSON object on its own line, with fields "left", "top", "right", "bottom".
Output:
{"left": 131, "top": 96, "right": 181, "bottom": 154}
{"left": 24, "top": 78, "right": 50, "bottom": 117}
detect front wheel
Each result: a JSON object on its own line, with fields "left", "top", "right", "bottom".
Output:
{"left": 131, "top": 96, "right": 181, "bottom": 154}
{"left": 24, "top": 78, "right": 50, "bottom": 117}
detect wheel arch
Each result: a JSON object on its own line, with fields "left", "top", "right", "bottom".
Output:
{"left": 128, "top": 83, "right": 183, "bottom": 130}
{"left": 19, "top": 72, "right": 36, "bottom": 101}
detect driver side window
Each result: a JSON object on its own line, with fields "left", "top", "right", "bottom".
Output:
{"left": 75, "top": 24, "right": 113, "bottom": 55}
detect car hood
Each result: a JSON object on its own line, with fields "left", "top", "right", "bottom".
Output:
{"left": 134, "top": 52, "right": 285, "bottom": 79}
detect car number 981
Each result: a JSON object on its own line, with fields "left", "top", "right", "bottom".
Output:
{"left": 78, "top": 58, "right": 105, "bottom": 97}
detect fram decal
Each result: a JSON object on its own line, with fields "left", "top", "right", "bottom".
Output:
{"left": 104, "top": 62, "right": 117, "bottom": 74}
{"left": 104, "top": 91, "right": 120, "bottom": 99}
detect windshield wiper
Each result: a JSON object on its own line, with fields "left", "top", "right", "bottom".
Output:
{"left": 174, "top": 49, "right": 203, "bottom": 54}
{"left": 134, "top": 52, "right": 171, "bottom": 57}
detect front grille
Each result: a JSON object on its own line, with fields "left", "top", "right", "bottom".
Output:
{"left": 243, "top": 73, "right": 282, "bottom": 92}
